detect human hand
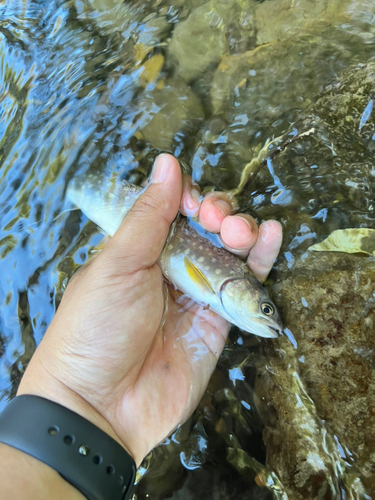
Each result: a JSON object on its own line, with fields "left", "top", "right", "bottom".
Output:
{"left": 180, "top": 175, "right": 282, "bottom": 282}
{"left": 18, "top": 154, "right": 282, "bottom": 466}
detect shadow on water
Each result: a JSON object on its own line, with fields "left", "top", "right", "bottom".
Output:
{"left": 0, "top": 0, "right": 375, "bottom": 498}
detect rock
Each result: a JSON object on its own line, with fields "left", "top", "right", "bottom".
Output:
{"left": 254, "top": 0, "right": 353, "bottom": 45}
{"left": 255, "top": 252, "right": 375, "bottom": 498}
{"left": 168, "top": 0, "right": 256, "bottom": 82}
{"left": 270, "top": 61, "right": 375, "bottom": 234}
{"left": 314, "top": 62, "right": 375, "bottom": 154}
{"left": 200, "top": 28, "right": 375, "bottom": 208}
{"left": 209, "top": 59, "right": 375, "bottom": 258}
{"left": 245, "top": 66, "right": 375, "bottom": 498}
{"left": 210, "top": 27, "right": 371, "bottom": 119}
{"left": 137, "top": 79, "right": 204, "bottom": 150}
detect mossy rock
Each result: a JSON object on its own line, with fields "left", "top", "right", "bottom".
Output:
{"left": 255, "top": 252, "right": 375, "bottom": 499}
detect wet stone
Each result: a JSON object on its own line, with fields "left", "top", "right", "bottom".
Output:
{"left": 255, "top": 252, "right": 375, "bottom": 499}
{"left": 137, "top": 78, "right": 204, "bottom": 150}
{"left": 314, "top": 62, "right": 375, "bottom": 155}
{"left": 196, "top": 28, "right": 375, "bottom": 206}
{"left": 168, "top": 0, "right": 256, "bottom": 82}
{"left": 207, "top": 59, "right": 375, "bottom": 256}
{"left": 278, "top": 61, "right": 375, "bottom": 238}
{"left": 254, "top": 0, "right": 355, "bottom": 45}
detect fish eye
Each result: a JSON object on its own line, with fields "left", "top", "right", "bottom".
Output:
{"left": 261, "top": 303, "right": 274, "bottom": 316}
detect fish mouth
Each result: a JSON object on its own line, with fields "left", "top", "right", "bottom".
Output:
{"left": 251, "top": 323, "right": 281, "bottom": 339}
{"left": 251, "top": 315, "right": 283, "bottom": 338}
{"left": 267, "top": 326, "right": 281, "bottom": 338}
{"left": 262, "top": 327, "right": 280, "bottom": 339}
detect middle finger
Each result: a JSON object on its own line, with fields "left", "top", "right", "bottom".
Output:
{"left": 220, "top": 214, "right": 259, "bottom": 259}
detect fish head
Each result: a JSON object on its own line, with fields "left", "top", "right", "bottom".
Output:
{"left": 220, "top": 275, "right": 282, "bottom": 338}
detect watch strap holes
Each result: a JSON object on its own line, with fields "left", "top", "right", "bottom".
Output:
{"left": 63, "top": 435, "right": 75, "bottom": 445}
{"left": 48, "top": 426, "right": 59, "bottom": 436}
{"left": 93, "top": 454, "right": 102, "bottom": 465}
{"left": 107, "top": 465, "right": 115, "bottom": 475}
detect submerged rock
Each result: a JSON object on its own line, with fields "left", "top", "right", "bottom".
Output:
{"left": 255, "top": 252, "right": 375, "bottom": 499}
{"left": 278, "top": 61, "right": 375, "bottom": 233}
{"left": 168, "top": 0, "right": 256, "bottom": 82}
{"left": 314, "top": 62, "right": 375, "bottom": 155}
{"left": 136, "top": 78, "right": 204, "bottom": 150}
{"left": 194, "top": 28, "right": 374, "bottom": 210}
{"left": 254, "top": 0, "right": 354, "bottom": 45}
{"left": 246, "top": 62, "right": 375, "bottom": 498}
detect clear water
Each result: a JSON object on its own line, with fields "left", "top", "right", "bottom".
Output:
{"left": 0, "top": 1, "right": 375, "bottom": 498}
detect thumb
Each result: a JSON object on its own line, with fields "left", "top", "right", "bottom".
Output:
{"left": 101, "top": 154, "right": 182, "bottom": 274}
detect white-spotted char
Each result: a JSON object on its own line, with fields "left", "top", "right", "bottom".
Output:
{"left": 67, "top": 173, "right": 282, "bottom": 338}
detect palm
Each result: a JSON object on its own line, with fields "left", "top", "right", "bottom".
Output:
{"left": 83, "top": 263, "right": 229, "bottom": 459}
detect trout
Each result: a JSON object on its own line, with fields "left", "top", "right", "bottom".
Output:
{"left": 67, "top": 173, "right": 282, "bottom": 338}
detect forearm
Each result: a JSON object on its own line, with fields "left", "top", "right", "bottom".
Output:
{"left": 0, "top": 443, "right": 85, "bottom": 500}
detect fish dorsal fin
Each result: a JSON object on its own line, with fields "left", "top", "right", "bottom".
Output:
{"left": 184, "top": 257, "right": 214, "bottom": 294}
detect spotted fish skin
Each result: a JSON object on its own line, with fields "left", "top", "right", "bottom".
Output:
{"left": 161, "top": 216, "right": 250, "bottom": 294}
{"left": 67, "top": 174, "right": 282, "bottom": 338}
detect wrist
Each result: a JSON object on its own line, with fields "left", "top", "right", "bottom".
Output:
{"left": 18, "top": 361, "right": 143, "bottom": 466}
{"left": 0, "top": 443, "right": 85, "bottom": 500}
{"left": 0, "top": 396, "right": 137, "bottom": 500}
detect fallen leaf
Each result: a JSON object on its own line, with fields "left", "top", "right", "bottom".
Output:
{"left": 309, "top": 228, "right": 375, "bottom": 256}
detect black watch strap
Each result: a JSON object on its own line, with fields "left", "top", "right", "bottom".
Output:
{"left": 0, "top": 395, "right": 136, "bottom": 500}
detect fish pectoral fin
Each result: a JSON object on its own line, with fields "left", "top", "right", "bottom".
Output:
{"left": 184, "top": 257, "right": 215, "bottom": 294}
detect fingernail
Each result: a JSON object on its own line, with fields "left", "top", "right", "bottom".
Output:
{"left": 151, "top": 154, "right": 172, "bottom": 183}
{"left": 233, "top": 214, "right": 257, "bottom": 233}
{"left": 191, "top": 188, "right": 201, "bottom": 202}
{"left": 213, "top": 199, "right": 231, "bottom": 217}
{"left": 261, "top": 223, "right": 270, "bottom": 242}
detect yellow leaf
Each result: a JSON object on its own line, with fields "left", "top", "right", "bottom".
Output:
{"left": 140, "top": 54, "right": 164, "bottom": 86}
{"left": 309, "top": 228, "right": 375, "bottom": 256}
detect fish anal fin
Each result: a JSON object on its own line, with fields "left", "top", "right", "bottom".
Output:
{"left": 184, "top": 257, "right": 214, "bottom": 294}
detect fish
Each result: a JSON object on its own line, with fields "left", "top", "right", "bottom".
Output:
{"left": 66, "top": 172, "right": 283, "bottom": 338}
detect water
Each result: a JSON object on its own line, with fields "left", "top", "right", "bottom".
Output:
{"left": 0, "top": 0, "right": 375, "bottom": 498}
